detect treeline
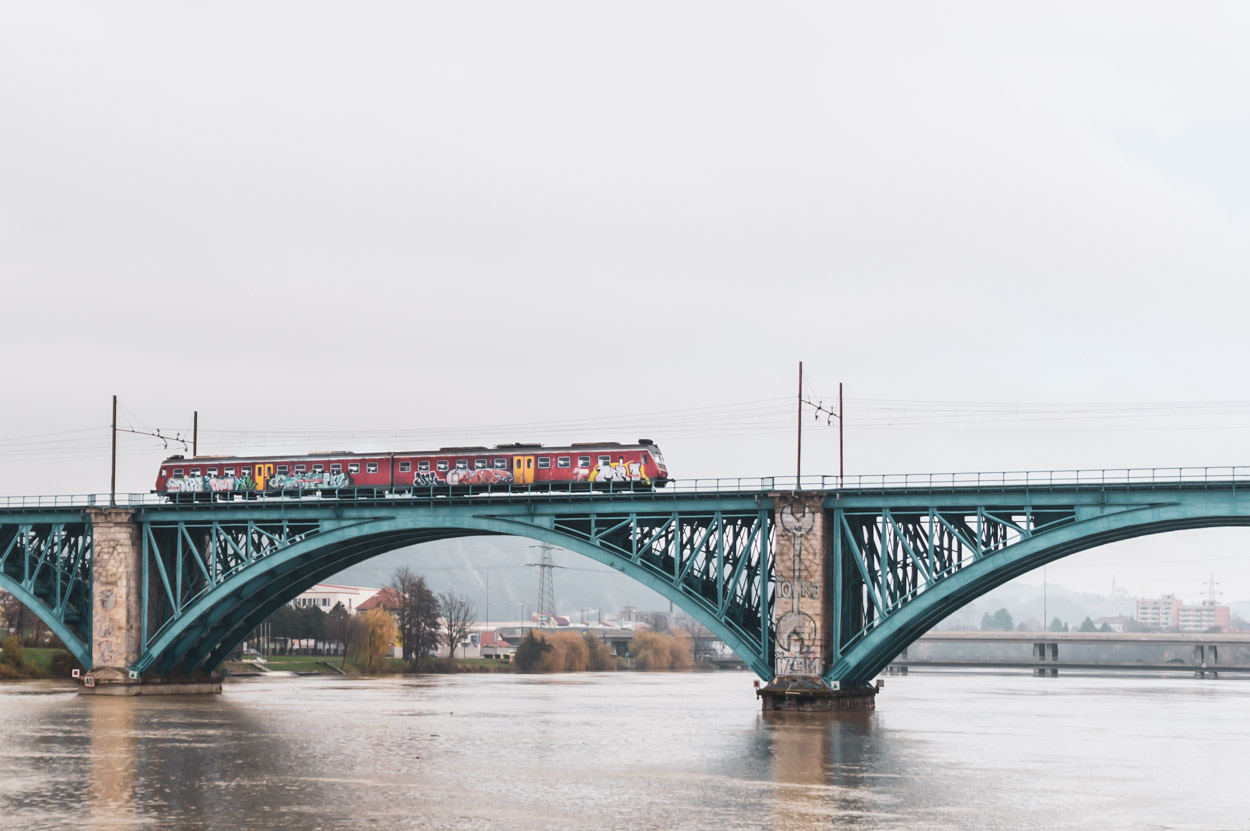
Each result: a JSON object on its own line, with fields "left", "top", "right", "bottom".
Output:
{"left": 247, "top": 566, "right": 477, "bottom": 675}
{"left": 0, "top": 635, "right": 79, "bottom": 680}
{"left": 513, "top": 630, "right": 695, "bottom": 673}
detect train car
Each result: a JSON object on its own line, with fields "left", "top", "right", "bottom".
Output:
{"left": 154, "top": 440, "right": 668, "bottom": 500}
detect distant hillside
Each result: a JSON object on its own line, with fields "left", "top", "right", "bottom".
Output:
{"left": 330, "top": 537, "right": 667, "bottom": 622}
{"left": 933, "top": 581, "right": 1138, "bottom": 630}
{"left": 328, "top": 539, "right": 1247, "bottom": 632}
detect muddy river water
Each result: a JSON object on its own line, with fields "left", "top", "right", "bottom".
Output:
{"left": 0, "top": 671, "right": 1245, "bottom": 829}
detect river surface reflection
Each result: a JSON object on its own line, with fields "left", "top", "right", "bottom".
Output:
{"left": 0, "top": 672, "right": 1246, "bottom": 829}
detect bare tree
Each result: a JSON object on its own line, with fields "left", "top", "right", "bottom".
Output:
{"left": 389, "top": 566, "right": 440, "bottom": 668}
{"left": 677, "top": 615, "right": 718, "bottom": 663}
{"left": 438, "top": 590, "right": 478, "bottom": 660}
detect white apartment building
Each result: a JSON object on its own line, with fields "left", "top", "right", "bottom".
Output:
{"left": 292, "top": 583, "right": 381, "bottom": 613}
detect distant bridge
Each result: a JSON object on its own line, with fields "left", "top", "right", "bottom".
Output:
{"left": 887, "top": 631, "right": 1250, "bottom": 678}
{"left": 5, "top": 466, "right": 1250, "bottom": 699}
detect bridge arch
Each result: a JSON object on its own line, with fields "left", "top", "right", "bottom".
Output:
{"left": 0, "top": 518, "right": 92, "bottom": 668}
{"left": 828, "top": 499, "right": 1250, "bottom": 685}
{"left": 0, "top": 571, "right": 90, "bottom": 668}
{"left": 137, "top": 511, "right": 772, "bottom": 678}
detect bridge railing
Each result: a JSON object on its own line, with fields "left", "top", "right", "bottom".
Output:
{"left": 819, "top": 466, "right": 1250, "bottom": 493}
{"left": 4, "top": 466, "right": 1250, "bottom": 509}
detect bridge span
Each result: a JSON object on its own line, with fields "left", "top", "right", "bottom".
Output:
{"left": 4, "top": 466, "right": 1250, "bottom": 708}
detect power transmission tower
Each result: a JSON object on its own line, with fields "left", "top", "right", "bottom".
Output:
{"left": 528, "top": 543, "right": 561, "bottom": 627}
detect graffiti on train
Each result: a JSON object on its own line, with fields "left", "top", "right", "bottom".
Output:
{"left": 589, "top": 459, "right": 649, "bottom": 483}
{"left": 414, "top": 469, "right": 515, "bottom": 487}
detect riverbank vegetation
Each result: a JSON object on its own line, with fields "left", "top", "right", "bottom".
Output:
{"left": 513, "top": 630, "right": 696, "bottom": 673}
{"left": 0, "top": 639, "right": 80, "bottom": 680}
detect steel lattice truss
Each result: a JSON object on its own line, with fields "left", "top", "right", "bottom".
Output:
{"left": 825, "top": 483, "right": 1250, "bottom": 685}
{"left": 0, "top": 514, "right": 93, "bottom": 666}
{"left": 833, "top": 503, "right": 1077, "bottom": 658}
{"left": 551, "top": 509, "right": 773, "bottom": 661}
{"left": 130, "top": 497, "right": 776, "bottom": 677}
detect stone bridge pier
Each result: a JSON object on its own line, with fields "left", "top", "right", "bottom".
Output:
{"left": 81, "top": 509, "right": 220, "bottom": 695}
{"left": 757, "top": 493, "right": 877, "bottom": 712}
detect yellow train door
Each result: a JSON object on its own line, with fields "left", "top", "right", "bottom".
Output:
{"left": 512, "top": 456, "right": 535, "bottom": 485}
{"left": 254, "top": 463, "right": 274, "bottom": 490}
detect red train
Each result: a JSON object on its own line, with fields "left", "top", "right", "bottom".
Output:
{"left": 154, "top": 440, "right": 668, "bottom": 499}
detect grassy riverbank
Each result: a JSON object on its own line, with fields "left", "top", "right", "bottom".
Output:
{"left": 0, "top": 645, "right": 79, "bottom": 680}
{"left": 228, "top": 655, "right": 517, "bottom": 676}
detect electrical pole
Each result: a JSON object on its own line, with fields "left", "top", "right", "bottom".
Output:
{"left": 796, "top": 361, "right": 803, "bottom": 479}
{"left": 797, "top": 367, "right": 844, "bottom": 484}
{"left": 193, "top": 410, "right": 198, "bottom": 457}
{"left": 110, "top": 395, "right": 117, "bottom": 506}
{"left": 529, "top": 543, "right": 562, "bottom": 627}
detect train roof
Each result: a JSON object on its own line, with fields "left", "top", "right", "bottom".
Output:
{"left": 159, "top": 441, "right": 659, "bottom": 465}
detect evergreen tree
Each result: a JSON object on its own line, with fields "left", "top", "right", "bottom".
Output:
{"left": 514, "top": 630, "right": 551, "bottom": 672}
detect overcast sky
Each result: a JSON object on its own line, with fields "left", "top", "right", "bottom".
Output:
{"left": 3, "top": 3, "right": 1250, "bottom": 606}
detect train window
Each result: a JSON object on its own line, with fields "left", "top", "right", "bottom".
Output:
{"left": 367, "top": 462, "right": 379, "bottom": 474}
{"left": 418, "top": 461, "right": 430, "bottom": 472}
{"left": 399, "top": 462, "right": 411, "bottom": 473}
{"left": 557, "top": 456, "right": 570, "bottom": 468}
{"left": 312, "top": 464, "right": 324, "bottom": 473}
{"left": 330, "top": 464, "right": 342, "bottom": 474}
{"left": 225, "top": 467, "right": 235, "bottom": 476}
{"left": 161, "top": 468, "right": 168, "bottom": 476}
{"left": 598, "top": 456, "right": 611, "bottom": 466}
{"left": 277, "top": 465, "right": 289, "bottom": 474}
{"left": 295, "top": 465, "right": 306, "bottom": 473}
{"left": 578, "top": 456, "right": 591, "bottom": 468}
{"left": 207, "top": 468, "right": 218, "bottom": 476}
{"left": 348, "top": 463, "right": 360, "bottom": 474}
{"left": 537, "top": 457, "right": 551, "bottom": 469}
{"left": 475, "top": 458, "right": 488, "bottom": 470}
{"left": 241, "top": 467, "right": 251, "bottom": 475}
{"left": 455, "top": 459, "right": 468, "bottom": 471}
{"left": 191, "top": 468, "right": 201, "bottom": 476}
{"left": 437, "top": 460, "right": 449, "bottom": 472}
{"left": 173, "top": 468, "right": 183, "bottom": 477}
{"left": 493, "top": 458, "right": 507, "bottom": 470}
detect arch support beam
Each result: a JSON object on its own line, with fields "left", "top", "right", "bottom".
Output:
{"left": 824, "top": 497, "right": 1250, "bottom": 686}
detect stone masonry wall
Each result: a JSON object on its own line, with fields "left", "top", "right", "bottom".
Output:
{"left": 87, "top": 508, "right": 142, "bottom": 672}
{"left": 770, "top": 493, "right": 832, "bottom": 678}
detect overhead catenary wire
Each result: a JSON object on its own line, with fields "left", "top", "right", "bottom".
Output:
{"left": 7, "top": 396, "right": 1250, "bottom": 464}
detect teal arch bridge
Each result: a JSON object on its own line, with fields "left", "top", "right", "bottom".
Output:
{"left": 2, "top": 468, "right": 1250, "bottom": 694}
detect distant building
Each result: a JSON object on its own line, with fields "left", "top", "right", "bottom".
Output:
{"left": 1093, "top": 616, "right": 1131, "bottom": 633}
{"left": 1176, "top": 601, "right": 1231, "bottom": 632}
{"left": 1136, "top": 594, "right": 1181, "bottom": 629}
{"left": 480, "top": 629, "right": 514, "bottom": 661}
{"left": 292, "top": 583, "right": 382, "bottom": 613}
{"left": 1135, "top": 594, "right": 1231, "bottom": 631}
{"left": 355, "top": 587, "right": 404, "bottom": 613}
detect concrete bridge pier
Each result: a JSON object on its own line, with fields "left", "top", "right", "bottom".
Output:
{"left": 1194, "top": 644, "right": 1219, "bottom": 679}
{"left": 756, "top": 493, "right": 878, "bottom": 712}
{"left": 1033, "top": 641, "right": 1058, "bottom": 677}
{"left": 80, "top": 509, "right": 221, "bottom": 696}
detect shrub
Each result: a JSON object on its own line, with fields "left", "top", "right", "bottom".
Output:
{"left": 629, "top": 631, "right": 693, "bottom": 670}
{"left": 539, "top": 632, "right": 589, "bottom": 672}
{"left": 0, "top": 635, "right": 25, "bottom": 670}
{"left": 514, "top": 630, "right": 552, "bottom": 672}
{"left": 584, "top": 633, "right": 616, "bottom": 671}
{"left": 49, "top": 650, "right": 83, "bottom": 677}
